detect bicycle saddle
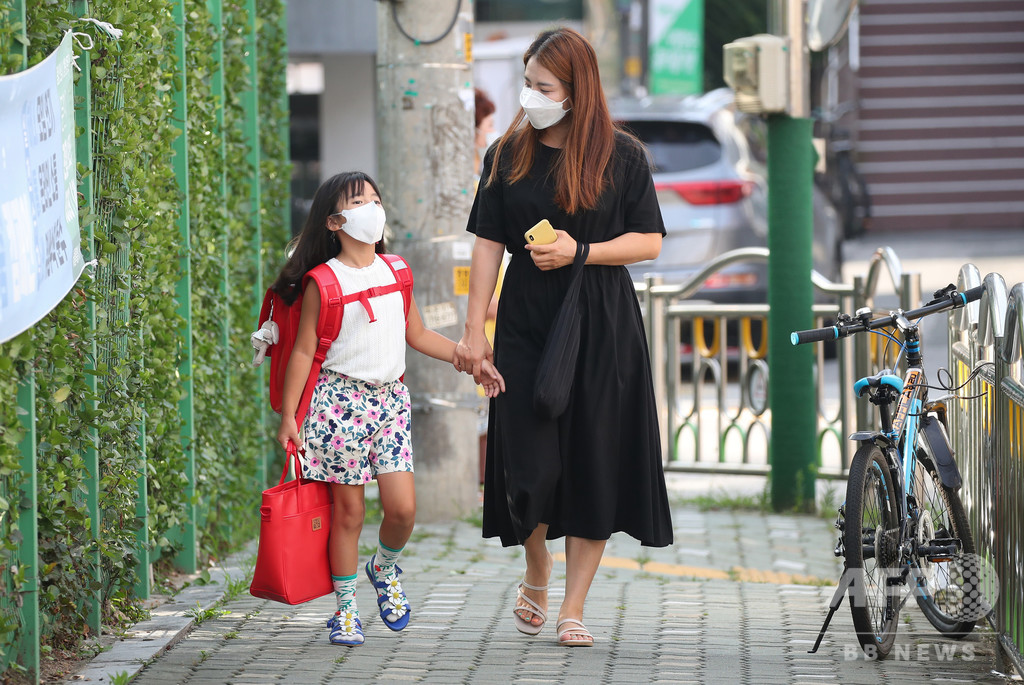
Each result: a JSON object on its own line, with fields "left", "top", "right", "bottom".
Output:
{"left": 854, "top": 369, "right": 903, "bottom": 398}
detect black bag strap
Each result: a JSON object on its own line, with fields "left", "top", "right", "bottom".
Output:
{"left": 565, "top": 241, "right": 590, "bottom": 293}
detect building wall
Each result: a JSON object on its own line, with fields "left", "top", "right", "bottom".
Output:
{"left": 320, "top": 54, "right": 378, "bottom": 179}
{"left": 855, "top": 0, "right": 1024, "bottom": 231}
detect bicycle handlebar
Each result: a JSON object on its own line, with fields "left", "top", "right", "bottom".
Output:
{"left": 790, "top": 284, "right": 984, "bottom": 346}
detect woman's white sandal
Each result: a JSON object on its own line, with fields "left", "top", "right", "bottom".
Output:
{"left": 512, "top": 580, "right": 548, "bottom": 635}
{"left": 556, "top": 618, "right": 594, "bottom": 647}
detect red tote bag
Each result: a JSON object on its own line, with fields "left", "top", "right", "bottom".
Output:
{"left": 250, "top": 443, "right": 334, "bottom": 604}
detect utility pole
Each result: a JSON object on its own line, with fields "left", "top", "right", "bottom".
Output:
{"left": 766, "top": 0, "right": 816, "bottom": 511}
{"left": 376, "top": 1, "right": 480, "bottom": 521}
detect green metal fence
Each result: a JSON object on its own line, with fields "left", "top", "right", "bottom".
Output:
{"left": 0, "top": 0, "right": 288, "bottom": 680}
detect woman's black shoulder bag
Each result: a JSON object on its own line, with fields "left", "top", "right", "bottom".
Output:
{"left": 533, "top": 241, "right": 589, "bottom": 420}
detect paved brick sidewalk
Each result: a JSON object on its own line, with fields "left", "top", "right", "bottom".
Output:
{"left": 70, "top": 495, "right": 1013, "bottom": 685}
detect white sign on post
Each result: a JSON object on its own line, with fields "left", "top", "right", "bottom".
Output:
{"left": 0, "top": 31, "right": 83, "bottom": 344}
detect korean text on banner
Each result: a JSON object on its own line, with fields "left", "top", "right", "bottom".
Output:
{"left": 0, "top": 31, "right": 83, "bottom": 344}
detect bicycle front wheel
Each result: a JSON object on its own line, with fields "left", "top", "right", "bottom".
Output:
{"left": 911, "top": 448, "right": 979, "bottom": 637}
{"left": 845, "top": 443, "right": 901, "bottom": 658}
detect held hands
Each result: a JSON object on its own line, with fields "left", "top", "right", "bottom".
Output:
{"left": 452, "top": 341, "right": 506, "bottom": 397}
{"left": 526, "top": 229, "right": 577, "bottom": 271}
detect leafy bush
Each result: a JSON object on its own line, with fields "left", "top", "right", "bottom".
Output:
{"left": 0, "top": 0, "right": 289, "bottom": 673}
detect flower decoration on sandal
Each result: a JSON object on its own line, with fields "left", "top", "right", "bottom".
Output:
{"left": 365, "top": 556, "right": 411, "bottom": 630}
{"left": 328, "top": 610, "right": 364, "bottom": 646}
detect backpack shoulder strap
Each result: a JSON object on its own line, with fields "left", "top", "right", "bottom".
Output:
{"left": 293, "top": 263, "right": 344, "bottom": 421}
{"left": 304, "top": 263, "right": 345, "bottom": 349}
{"left": 379, "top": 253, "right": 414, "bottom": 320}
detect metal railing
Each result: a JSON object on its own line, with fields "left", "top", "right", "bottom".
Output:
{"left": 636, "top": 247, "right": 1022, "bottom": 672}
{"left": 948, "top": 264, "right": 1024, "bottom": 674}
{"left": 637, "top": 246, "right": 921, "bottom": 477}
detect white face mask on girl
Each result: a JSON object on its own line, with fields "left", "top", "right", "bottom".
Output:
{"left": 519, "top": 86, "right": 570, "bottom": 130}
{"left": 338, "top": 202, "right": 386, "bottom": 245}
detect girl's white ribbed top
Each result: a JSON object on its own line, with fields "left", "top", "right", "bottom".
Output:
{"left": 321, "top": 256, "right": 406, "bottom": 384}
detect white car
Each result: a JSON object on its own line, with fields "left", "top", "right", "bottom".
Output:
{"left": 612, "top": 88, "right": 843, "bottom": 302}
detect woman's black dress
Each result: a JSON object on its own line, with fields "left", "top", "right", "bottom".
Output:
{"left": 468, "top": 131, "right": 674, "bottom": 548}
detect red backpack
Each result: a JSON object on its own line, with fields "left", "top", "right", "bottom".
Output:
{"left": 255, "top": 254, "right": 414, "bottom": 422}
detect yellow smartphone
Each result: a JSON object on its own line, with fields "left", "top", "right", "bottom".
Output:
{"left": 524, "top": 219, "right": 557, "bottom": 245}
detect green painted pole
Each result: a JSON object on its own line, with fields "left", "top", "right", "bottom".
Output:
{"left": 70, "top": 0, "right": 103, "bottom": 634}
{"left": 277, "top": 2, "right": 290, "bottom": 238}
{"left": 240, "top": 0, "right": 265, "bottom": 485}
{"left": 15, "top": 367, "right": 39, "bottom": 681}
{"left": 207, "top": 0, "right": 233, "bottom": 542}
{"left": 170, "top": 0, "right": 197, "bottom": 572}
{"left": 208, "top": 0, "right": 229, "bottom": 393}
{"left": 10, "top": 4, "right": 39, "bottom": 679}
{"left": 767, "top": 115, "right": 816, "bottom": 512}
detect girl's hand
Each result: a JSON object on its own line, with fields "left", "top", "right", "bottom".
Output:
{"left": 277, "top": 416, "right": 301, "bottom": 453}
{"left": 525, "top": 229, "right": 577, "bottom": 271}
{"left": 477, "top": 359, "right": 506, "bottom": 397}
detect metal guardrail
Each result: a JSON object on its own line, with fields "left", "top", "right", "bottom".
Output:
{"left": 636, "top": 246, "right": 920, "bottom": 478}
{"left": 948, "top": 265, "right": 1024, "bottom": 675}
{"left": 636, "top": 247, "right": 1022, "bottom": 673}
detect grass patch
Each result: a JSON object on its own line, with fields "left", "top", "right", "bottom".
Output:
{"left": 460, "top": 508, "right": 484, "bottom": 527}
{"left": 184, "top": 603, "right": 230, "bottom": 626}
{"left": 677, "top": 488, "right": 769, "bottom": 512}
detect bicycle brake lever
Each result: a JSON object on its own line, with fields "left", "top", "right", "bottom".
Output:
{"left": 927, "top": 283, "right": 956, "bottom": 305}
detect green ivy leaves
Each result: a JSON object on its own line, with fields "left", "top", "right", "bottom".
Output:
{"left": 0, "top": 0, "right": 289, "bottom": 672}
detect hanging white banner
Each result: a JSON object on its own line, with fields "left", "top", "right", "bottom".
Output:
{"left": 0, "top": 31, "right": 83, "bottom": 344}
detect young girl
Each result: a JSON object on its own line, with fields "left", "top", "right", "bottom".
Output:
{"left": 273, "top": 171, "right": 504, "bottom": 646}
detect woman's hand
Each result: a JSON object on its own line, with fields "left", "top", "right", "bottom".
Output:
{"left": 277, "top": 416, "right": 301, "bottom": 453}
{"left": 455, "top": 326, "right": 494, "bottom": 384}
{"left": 525, "top": 229, "right": 577, "bottom": 271}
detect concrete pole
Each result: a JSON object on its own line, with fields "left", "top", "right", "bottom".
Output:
{"left": 767, "top": 0, "right": 816, "bottom": 511}
{"left": 376, "top": 1, "right": 480, "bottom": 521}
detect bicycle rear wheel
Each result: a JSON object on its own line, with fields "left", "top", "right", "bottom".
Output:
{"left": 911, "top": 448, "right": 979, "bottom": 637}
{"left": 845, "top": 443, "right": 901, "bottom": 658}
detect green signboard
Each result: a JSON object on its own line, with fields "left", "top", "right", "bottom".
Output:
{"left": 649, "top": 0, "right": 704, "bottom": 95}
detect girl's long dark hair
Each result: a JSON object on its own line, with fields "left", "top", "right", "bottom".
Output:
{"left": 270, "top": 171, "right": 385, "bottom": 304}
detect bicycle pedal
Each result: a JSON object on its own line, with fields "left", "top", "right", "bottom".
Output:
{"left": 920, "top": 538, "right": 960, "bottom": 562}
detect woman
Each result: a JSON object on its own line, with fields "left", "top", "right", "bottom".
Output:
{"left": 456, "top": 27, "right": 673, "bottom": 647}
{"left": 473, "top": 87, "right": 497, "bottom": 179}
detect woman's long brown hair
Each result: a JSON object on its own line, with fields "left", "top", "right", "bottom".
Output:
{"left": 486, "top": 27, "right": 616, "bottom": 215}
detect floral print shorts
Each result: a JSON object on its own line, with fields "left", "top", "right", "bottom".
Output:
{"left": 301, "top": 371, "right": 413, "bottom": 485}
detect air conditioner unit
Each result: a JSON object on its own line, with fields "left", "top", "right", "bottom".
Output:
{"left": 723, "top": 34, "right": 789, "bottom": 114}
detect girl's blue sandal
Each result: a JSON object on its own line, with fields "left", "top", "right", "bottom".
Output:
{"left": 328, "top": 610, "right": 363, "bottom": 646}
{"left": 365, "top": 555, "right": 411, "bottom": 631}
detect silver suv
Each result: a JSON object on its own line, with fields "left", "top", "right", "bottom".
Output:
{"left": 612, "top": 88, "right": 843, "bottom": 302}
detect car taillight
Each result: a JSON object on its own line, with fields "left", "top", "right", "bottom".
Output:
{"left": 655, "top": 181, "right": 751, "bottom": 205}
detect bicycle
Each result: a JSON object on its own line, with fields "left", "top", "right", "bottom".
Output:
{"left": 791, "top": 283, "right": 986, "bottom": 659}
{"left": 812, "top": 106, "right": 873, "bottom": 240}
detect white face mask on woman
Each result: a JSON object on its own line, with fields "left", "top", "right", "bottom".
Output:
{"left": 519, "top": 86, "right": 570, "bottom": 130}
{"left": 338, "top": 202, "right": 386, "bottom": 245}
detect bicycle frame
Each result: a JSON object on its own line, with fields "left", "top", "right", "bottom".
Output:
{"left": 852, "top": 323, "right": 959, "bottom": 553}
